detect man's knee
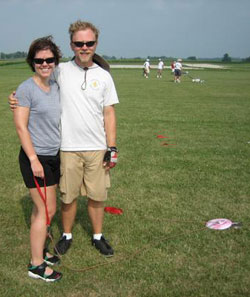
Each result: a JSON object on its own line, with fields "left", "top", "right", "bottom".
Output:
{"left": 88, "top": 197, "right": 104, "bottom": 208}
{"left": 61, "top": 200, "right": 77, "bottom": 211}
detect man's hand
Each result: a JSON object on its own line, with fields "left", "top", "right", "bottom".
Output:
{"left": 9, "top": 91, "right": 18, "bottom": 111}
{"left": 103, "top": 147, "right": 118, "bottom": 170}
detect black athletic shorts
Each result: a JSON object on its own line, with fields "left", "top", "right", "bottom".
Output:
{"left": 19, "top": 147, "right": 60, "bottom": 188}
{"left": 174, "top": 69, "right": 181, "bottom": 76}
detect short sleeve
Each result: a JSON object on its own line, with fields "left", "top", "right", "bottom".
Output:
{"left": 103, "top": 74, "right": 119, "bottom": 107}
{"left": 16, "top": 81, "right": 32, "bottom": 108}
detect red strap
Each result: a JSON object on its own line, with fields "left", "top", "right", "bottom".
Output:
{"left": 33, "top": 177, "right": 50, "bottom": 226}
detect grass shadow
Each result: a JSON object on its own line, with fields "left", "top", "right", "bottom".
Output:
{"left": 19, "top": 193, "right": 32, "bottom": 229}
{"left": 75, "top": 197, "right": 92, "bottom": 238}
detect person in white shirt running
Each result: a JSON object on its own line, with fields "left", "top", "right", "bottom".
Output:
{"left": 157, "top": 58, "right": 164, "bottom": 78}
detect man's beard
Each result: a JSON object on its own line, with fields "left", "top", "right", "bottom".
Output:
{"left": 78, "top": 51, "right": 93, "bottom": 65}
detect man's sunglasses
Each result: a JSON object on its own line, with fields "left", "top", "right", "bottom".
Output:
{"left": 72, "top": 41, "right": 96, "bottom": 48}
{"left": 33, "top": 57, "right": 56, "bottom": 64}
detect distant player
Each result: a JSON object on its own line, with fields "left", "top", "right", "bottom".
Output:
{"left": 157, "top": 59, "right": 164, "bottom": 78}
{"left": 174, "top": 59, "right": 182, "bottom": 83}
{"left": 171, "top": 61, "right": 176, "bottom": 74}
{"left": 143, "top": 59, "right": 150, "bottom": 78}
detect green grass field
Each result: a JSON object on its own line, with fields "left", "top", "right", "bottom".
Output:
{"left": 0, "top": 62, "right": 250, "bottom": 297}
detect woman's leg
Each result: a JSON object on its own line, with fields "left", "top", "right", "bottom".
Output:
{"left": 29, "top": 185, "right": 57, "bottom": 274}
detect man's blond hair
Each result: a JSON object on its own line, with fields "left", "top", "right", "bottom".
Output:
{"left": 69, "top": 20, "right": 99, "bottom": 41}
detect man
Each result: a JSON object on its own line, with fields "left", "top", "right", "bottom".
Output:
{"left": 55, "top": 20, "right": 119, "bottom": 257}
{"left": 10, "top": 21, "right": 119, "bottom": 257}
{"left": 174, "top": 58, "right": 182, "bottom": 83}
{"left": 156, "top": 58, "right": 164, "bottom": 78}
{"left": 143, "top": 58, "right": 150, "bottom": 78}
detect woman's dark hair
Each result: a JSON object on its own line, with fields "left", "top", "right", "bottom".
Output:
{"left": 26, "top": 35, "right": 62, "bottom": 72}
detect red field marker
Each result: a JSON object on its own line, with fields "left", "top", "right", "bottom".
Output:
{"left": 104, "top": 207, "right": 123, "bottom": 215}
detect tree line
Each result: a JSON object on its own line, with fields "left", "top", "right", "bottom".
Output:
{"left": 101, "top": 54, "right": 250, "bottom": 63}
{"left": 1, "top": 51, "right": 250, "bottom": 62}
{"left": 0, "top": 51, "right": 27, "bottom": 59}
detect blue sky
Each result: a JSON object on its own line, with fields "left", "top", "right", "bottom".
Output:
{"left": 1, "top": 0, "right": 250, "bottom": 59}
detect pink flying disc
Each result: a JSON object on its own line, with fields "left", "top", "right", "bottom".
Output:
{"left": 206, "top": 218, "right": 232, "bottom": 230}
{"left": 157, "top": 135, "right": 168, "bottom": 139}
{"left": 104, "top": 207, "right": 123, "bottom": 215}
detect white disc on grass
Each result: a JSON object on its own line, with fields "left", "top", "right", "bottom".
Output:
{"left": 206, "top": 218, "right": 232, "bottom": 230}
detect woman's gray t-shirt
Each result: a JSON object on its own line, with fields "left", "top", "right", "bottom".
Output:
{"left": 16, "top": 77, "right": 61, "bottom": 156}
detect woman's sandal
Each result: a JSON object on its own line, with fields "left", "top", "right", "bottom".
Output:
{"left": 43, "top": 248, "right": 60, "bottom": 266}
{"left": 28, "top": 261, "right": 62, "bottom": 282}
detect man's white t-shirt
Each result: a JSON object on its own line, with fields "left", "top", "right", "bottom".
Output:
{"left": 55, "top": 61, "right": 119, "bottom": 151}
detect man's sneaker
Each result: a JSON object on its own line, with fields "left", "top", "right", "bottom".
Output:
{"left": 54, "top": 235, "right": 72, "bottom": 255}
{"left": 43, "top": 248, "right": 60, "bottom": 266}
{"left": 28, "top": 262, "right": 62, "bottom": 282}
{"left": 92, "top": 236, "right": 114, "bottom": 257}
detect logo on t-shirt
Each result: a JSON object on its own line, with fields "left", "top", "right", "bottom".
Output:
{"left": 90, "top": 79, "right": 101, "bottom": 90}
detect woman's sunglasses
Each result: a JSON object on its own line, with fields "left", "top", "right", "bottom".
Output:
{"left": 33, "top": 57, "right": 55, "bottom": 64}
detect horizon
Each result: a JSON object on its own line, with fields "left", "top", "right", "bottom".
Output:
{"left": 0, "top": 52, "right": 246, "bottom": 61}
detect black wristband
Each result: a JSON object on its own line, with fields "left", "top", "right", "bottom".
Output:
{"left": 108, "top": 146, "right": 118, "bottom": 153}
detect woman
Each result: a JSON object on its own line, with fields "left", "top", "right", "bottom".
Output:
{"left": 13, "top": 36, "right": 62, "bottom": 282}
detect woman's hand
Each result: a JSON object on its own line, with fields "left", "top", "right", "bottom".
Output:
{"left": 30, "top": 158, "right": 44, "bottom": 179}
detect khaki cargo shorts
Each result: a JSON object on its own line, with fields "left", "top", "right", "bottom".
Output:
{"left": 59, "top": 151, "right": 110, "bottom": 204}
